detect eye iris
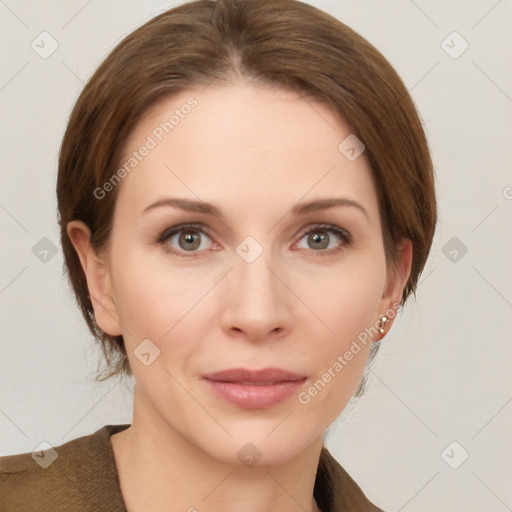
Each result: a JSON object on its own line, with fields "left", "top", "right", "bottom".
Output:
{"left": 179, "top": 230, "right": 201, "bottom": 251}
{"left": 308, "top": 231, "right": 329, "bottom": 250}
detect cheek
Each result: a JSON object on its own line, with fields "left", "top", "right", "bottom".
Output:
{"left": 109, "top": 246, "right": 219, "bottom": 373}
{"left": 109, "top": 247, "right": 188, "bottom": 339}
{"left": 293, "top": 254, "right": 385, "bottom": 397}
{"left": 298, "top": 255, "right": 385, "bottom": 343}
{"left": 296, "top": 288, "right": 379, "bottom": 421}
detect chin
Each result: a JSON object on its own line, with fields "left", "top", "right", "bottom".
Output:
{"left": 193, "top": 421, "right": 321, "bottom": 468}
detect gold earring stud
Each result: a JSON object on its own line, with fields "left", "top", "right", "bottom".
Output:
{"left": 377, "top": 315, "right": 389, "bottom": 334}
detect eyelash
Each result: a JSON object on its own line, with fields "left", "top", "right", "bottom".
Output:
{"left": 154, "top": 222, "right": 352, "bottom": 258}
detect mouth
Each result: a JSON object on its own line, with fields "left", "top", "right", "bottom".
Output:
{"left": 225, "top": 381, "right": 295, "bottom": 386}
{"left": 202, "top": 368, "right": 307, "bottom": 409}
{"left": 202, "top": 367, "right": 306, "bottom": 384}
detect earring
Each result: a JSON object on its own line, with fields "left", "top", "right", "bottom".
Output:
{"left": 377, "top": 315, "right": 389, "bottom": 335}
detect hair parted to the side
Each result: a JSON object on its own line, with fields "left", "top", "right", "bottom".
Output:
{"left": 56, "top": 0, "right": 437, "bottom": 390}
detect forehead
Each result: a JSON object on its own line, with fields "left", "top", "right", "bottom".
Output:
{"left": 114, "top": 81, "right": 379, "bottom": 223}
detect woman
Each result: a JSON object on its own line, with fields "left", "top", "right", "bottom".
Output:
{"left": 0, "top": 0, "right": 436, "bottom": 510}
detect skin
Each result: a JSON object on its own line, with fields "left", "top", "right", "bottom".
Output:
{"left": 68, "top": 79, "right": 412, "bottom": 512}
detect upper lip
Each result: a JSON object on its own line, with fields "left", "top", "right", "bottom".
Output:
{"left": 202, "top": 367, "right": 306, "bottom": 383}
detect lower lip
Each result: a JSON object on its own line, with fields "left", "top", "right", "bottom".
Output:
{"left": 204, "top": 378, "right": 306, "bottom": 409}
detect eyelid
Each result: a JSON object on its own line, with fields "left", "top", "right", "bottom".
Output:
{"left": 296, "top": 223, "right": 351, "bottom": 241}
{"left": 156, "top": 222, "right": 214, "bottom": 243}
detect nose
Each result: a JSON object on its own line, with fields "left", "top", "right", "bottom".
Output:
{"left": 220, "top": 248, "right": 293, "bottom": 343}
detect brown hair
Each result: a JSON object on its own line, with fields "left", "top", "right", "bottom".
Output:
{"left": 57, "top": 0, "right": 437, "bottom": 386}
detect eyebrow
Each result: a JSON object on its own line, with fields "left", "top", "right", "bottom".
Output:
{"left": 142, "top": 196, "right": 370, "bottom": 221}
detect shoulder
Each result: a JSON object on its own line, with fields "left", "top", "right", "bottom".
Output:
{"left": 316, "top": 446, "right": 385, "bottom": 512}
{"left": 0, "top": 424, "right": 130, "bottom": 512}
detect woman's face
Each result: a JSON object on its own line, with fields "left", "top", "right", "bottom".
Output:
{"left": 71, "top": 80, "right": 410, "bottom": 465}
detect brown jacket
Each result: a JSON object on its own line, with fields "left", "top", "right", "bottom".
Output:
{"left": 0, "top": 424, "right": 384, "bottom": 511}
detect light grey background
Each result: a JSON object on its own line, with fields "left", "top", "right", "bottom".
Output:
{"left": 1, "top": 1, "right": 511, "bottom": 510}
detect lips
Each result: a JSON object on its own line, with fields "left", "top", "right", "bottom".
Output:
{"left": 202, "top": 367, "right": 305, "bottom": 384}
{"left": 202, "top": 368, "right": 307, "bottom": 409}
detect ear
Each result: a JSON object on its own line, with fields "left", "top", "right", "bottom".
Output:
{"left": 375, "top": 238, "right": 413, "bottom": 340}
{"left": 66, "top": 220, "right": 122, "bottom": 336}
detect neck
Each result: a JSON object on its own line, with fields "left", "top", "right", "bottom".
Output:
{"left": 111, "top": 385, "right": 324, "bottom": 512}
